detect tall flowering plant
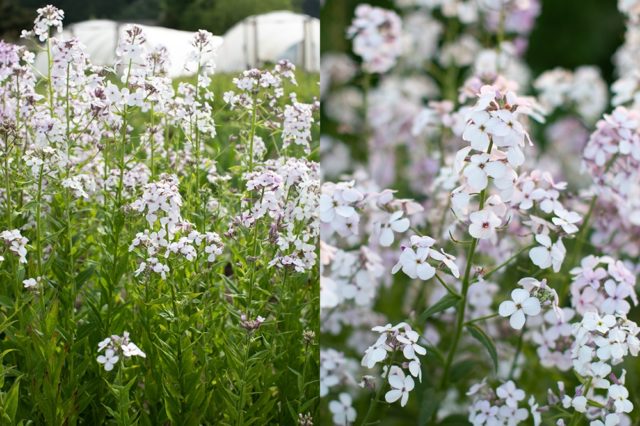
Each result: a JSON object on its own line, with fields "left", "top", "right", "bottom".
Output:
{"left": 321, "top": 1, "right": 640, "bottom": 425}
{"left": 0, "top": 6, "right": 319, "bottom": 424}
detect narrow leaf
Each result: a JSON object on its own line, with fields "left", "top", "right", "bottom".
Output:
{"left": 466, "top": 324, "right": 498, "bottom": 371}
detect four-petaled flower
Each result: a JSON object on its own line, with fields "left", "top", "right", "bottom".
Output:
{"left": 385, "top": 370, "right": 415, "bottom": 407}
{"left": 97, "top": 349, "right": 119, "bottom": 372}
{"left": 499, "top": 288, "right": 541, "bottom": 330}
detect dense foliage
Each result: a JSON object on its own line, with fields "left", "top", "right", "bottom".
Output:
{"left": 0, "top": 6, "right": 319, "bottom": 425}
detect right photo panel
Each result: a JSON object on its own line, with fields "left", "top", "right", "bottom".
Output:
{"left": 320, "top": 1, "right": 640, "bottom": 425}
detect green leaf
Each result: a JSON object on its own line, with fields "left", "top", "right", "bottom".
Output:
{"left": 417, "top": 387, "right": 441, "bottom": 426}
{"left": 419, "top": 293, "right": 460, "bottom": 322}
{"left": 5, "top": 378, "right": 20, "bottom": 422}
{"left": 466, "top": 324, "right": 498, "bottom": 371}
{"left": 450, "top": 360, "right": 477, "bottom": 383}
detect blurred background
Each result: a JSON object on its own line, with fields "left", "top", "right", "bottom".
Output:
{"left": 321, "top": 0, "right": 625, "bottom": 83}
{"left": 2, "top": 0, "right": 321, "bottom": 75}
{"left": 1, "top": 0, "right": 320, "bottom": 39}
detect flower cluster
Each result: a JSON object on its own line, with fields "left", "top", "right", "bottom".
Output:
{"left": 225, "top": 61, "right": 297, "bottom": 110}
{"left": 347, "top": 4, "right": 403, "bottom": 73}
{"left": 392, "top": 235, "right": 459, "bottom": 280}
{"left": 570, "top": 256, "right": 637, "bottom": 316}
{"left": 534, "top": 66, "right": 608, "bottom": 122}
{"left": 467, "top": 380, "right": 530, "bottom": 425}
{"left": 361, "top": 322, "right": 426, "bottom": 407}
{"left": 26, "top": 5, "right": 64, "bottom": 42}
{"left": 242, "top": 158, "right": 319, "bottom": 272}
{"left": 0, "top": 229, "right": 28, "bottom": 264}
{"left": 282, "top": 101, "right": 315, "bottom": 154}
{"left": 96, "top": 332, "right": 146, "bottom": 371}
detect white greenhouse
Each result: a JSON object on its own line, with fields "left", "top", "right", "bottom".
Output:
{"left": 33, "top": 11, "right": 319, "bottom": 78}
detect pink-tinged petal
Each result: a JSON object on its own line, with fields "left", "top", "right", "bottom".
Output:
{"left": 391, "top": 217, "right": 410, "bottom": 233}
{"left": 464, "top": 165, "right": 488, "bottom": 191}
{"left": 604, "top": 280, "right": 617, "bottom": 297}
{"left": 379, "top": 228, "right": 395, "bottom": 247}
{"left": 485, "top": 161, "right": 507, "bottom": 179}
{"left": 342, "top": 188, "right": 362, "bottom": 202}
{"left": 510, "top": 310, "right": 526, "bottom": 330}
{"left": 335, "top": 205, "right": 356, "bottom": 218}
{"left": 507, "top": 146, "right": 525, "bottom": 167}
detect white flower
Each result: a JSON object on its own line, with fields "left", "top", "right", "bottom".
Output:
{"left": 469, "top": 209, "right": 501, "bottom": 240}
{"left": 320, "top": 276, "right": 340, "bottom": 309}
{"left": 385, "top": 370, "right": 415, "bottom": 407}
{"left": 96, "top": 349, "right": 119, "bottom": 372}
{"left": 499, "top": 288, "right": 541, "bottom": 329}
{"left": 430, "top": 249, "right": 460, "bottom": 278}
{"left": 392, "top": 246, "right": 436, "bottom": 280}
{"left": 361, "top": 335, "right": 388, "bottom": 368}
{"left": 396, "top": 328, "right": 427, "bottom": 360}
{"left": 602, "top": 280, "right": 632, "bottom": 314}
{"left": 582, "top": 311, "right": 616, "bottom": 334}
{"left": 590, "top": 414, "right": 620, "bottom": 426}
{"left": 122, "top": 342, "right": 146, "bottom": 358}
{"left": 463, "top": 153, "right": 507, "bottom": 191}
{"left": 329, "top": 393, "right": 357, "bottom": 425}
{"left": 375, "top": 211, "right": 410, "bottom": 247}
{"left": 496, "top": 380, "right": 525, "bottom": 408}
{"left": 571, "top": 395, "right": 587, "bottom": 413}
{"left": 609, "top": 384, "right": 633, "bottom": 413}
{"left": 552, "top": 209, "right": 581, "bottom": 234}
{"left": 529, "top": 234, "right": 566, "bottom": 272}
{"left": 22, "top": 277, "right": 40, "bottom": 289}
{"left": 463, "top": 111, "right": 495, "bottom": 151}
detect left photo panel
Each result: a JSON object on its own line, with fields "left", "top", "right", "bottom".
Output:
{"left": 0, "top": 1, "right": 319, "bottom": 424}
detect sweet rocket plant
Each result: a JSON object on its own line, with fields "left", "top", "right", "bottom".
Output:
{"left": 320, "top": 0, "right": 640, "bottom": 425}
{"left": 0, "top": 6, "right": 319, "bottom": 424}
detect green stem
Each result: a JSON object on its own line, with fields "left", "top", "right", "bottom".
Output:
{"left": 247, "top": 92, "right": 258, "bottom": 172}
{"left": 437, "top": 140, "right": 494, "bottom": 409}
{"left": 245, "top": 189, "right": 264, "bottom": 316}
{"left": 35, "top": 162, "right": 44, "bottom": 278}
{"left": 508, "top": 325, "right": 525, "bottom": 380}
{"left": 46, "top": 38, "right": 54, "bottom": 114}
{"left": 194, "top": 60, "right": 203, "bottom": 230}
{"left": 474, "top": 244, "right": 534, "bottom": 283}
{"left": 235, "top": 332, "right": 252, "bottom": 426}
{"left": 465, "top": 312, "right": 499, "bottom": 325}
{"left": 359, "top": 355, "right": 394, "bottom": 426}
{"left": 434, "top": 273, "right": 460, "bottom": 297}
